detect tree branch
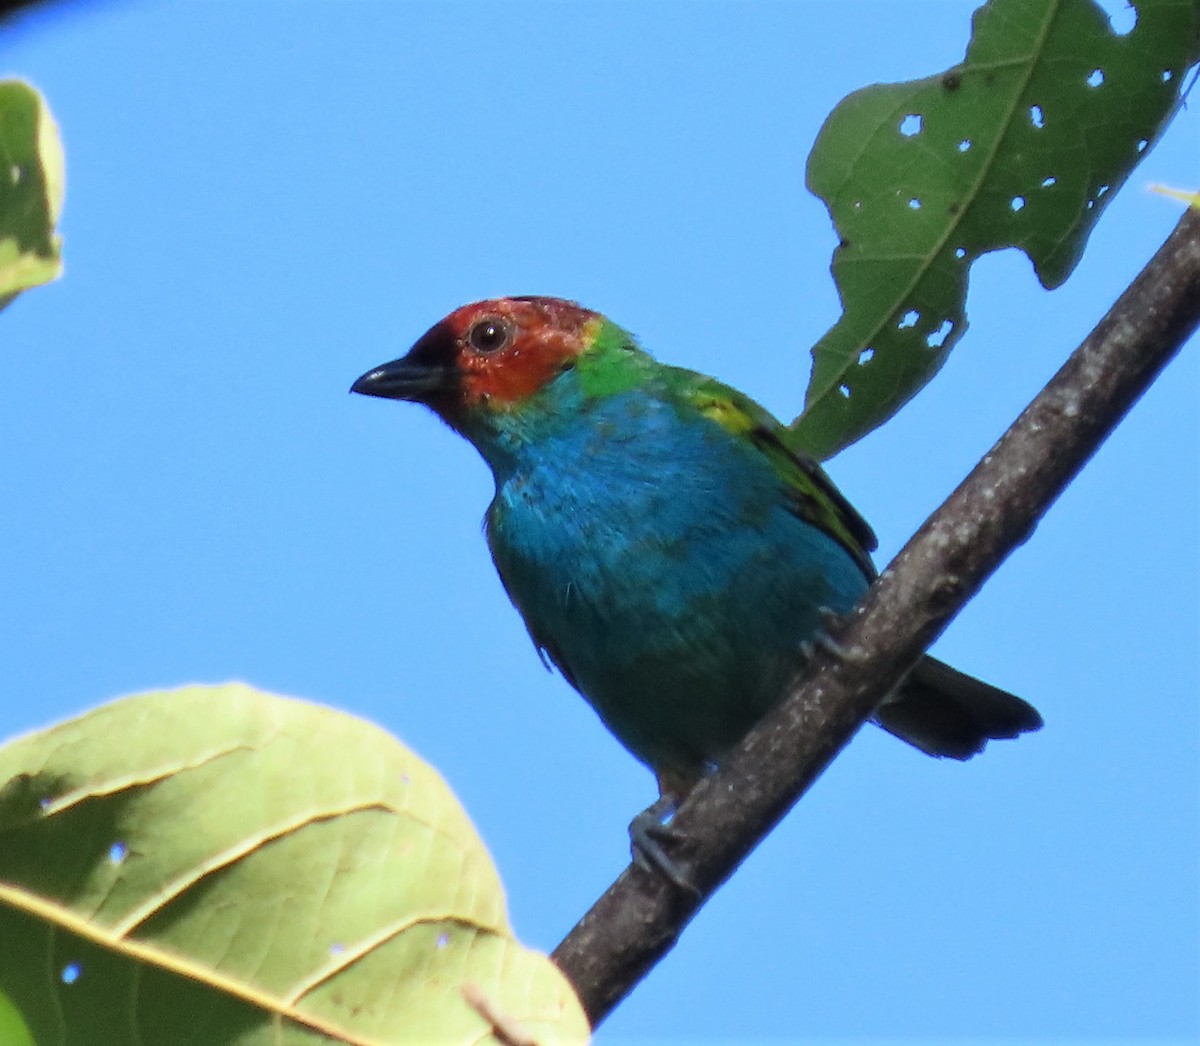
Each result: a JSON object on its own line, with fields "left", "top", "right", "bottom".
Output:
{"left": 552, "top": 207, "right": 1200, "bottom": 1026}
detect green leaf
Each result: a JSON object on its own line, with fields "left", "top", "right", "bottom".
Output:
{"left": 0, "top": 988, "right": 37, "bottom": 1046}
{"left": 0, "top": 685, "right": 590, "bottom": 1046}
{"left": 0, "top": 80, "right": 64, "bottom": 313}
{"left": 792, "top": 0, "right": 1200, "bottom": 459}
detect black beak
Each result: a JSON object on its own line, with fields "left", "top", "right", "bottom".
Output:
{"left": 350, "top": 357, "right": 455, "bottom": 401}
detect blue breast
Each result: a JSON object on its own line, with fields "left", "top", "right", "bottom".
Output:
{"left": 480, "top": 379, "right": 870, "bottom": 784}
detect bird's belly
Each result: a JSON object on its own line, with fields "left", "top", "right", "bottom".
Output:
{"left": 487, "top": 462, "right": 869, "bottom": 785}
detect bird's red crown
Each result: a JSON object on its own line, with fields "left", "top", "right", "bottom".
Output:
{"left": 412, "top": 296, "right": 602, "bottom": 408}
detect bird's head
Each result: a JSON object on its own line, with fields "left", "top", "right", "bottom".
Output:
{"left": 350, "top": 297, "right": 611, "bottom": 430}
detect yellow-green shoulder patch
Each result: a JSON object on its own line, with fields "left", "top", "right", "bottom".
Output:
{"left": 693, "top": 392, "right": 758, "bottom": 437}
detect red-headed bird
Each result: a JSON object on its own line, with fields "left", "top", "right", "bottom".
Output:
{"left": 352, "top": 297, "right": 1041, "bottom": 873}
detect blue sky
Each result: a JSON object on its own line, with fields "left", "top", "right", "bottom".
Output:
{"left": 2, "top": 1, "right": 1197, "bottom": 1042}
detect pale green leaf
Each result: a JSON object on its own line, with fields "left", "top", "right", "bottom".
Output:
{"left": 0, "top": 80, "right": 64, "bottom": 313}
{"left": 0, "top": 684, "right": 589, "bottom": 1046}
{"left": 0, "top": 988, "right": 37, "bottom": 1046}
{"left": 793, "top": 0, "right": 1200, "bottom": 459}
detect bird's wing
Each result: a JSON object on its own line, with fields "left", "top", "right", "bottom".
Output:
{"left": 674, "top": 369, "right": 878, "bottom": 580}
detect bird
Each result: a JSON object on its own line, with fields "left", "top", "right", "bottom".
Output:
{"left": 351, "top": 296, "right": 1042, "bottom": 877}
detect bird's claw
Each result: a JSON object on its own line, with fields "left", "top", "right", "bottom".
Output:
{"left": 799, "top": 609, "right": 850, "bottom": 661}
{"left": 817, "top": 605, "right": 846, "bottom": 628}
{"left": 628, "top": 800, "right": 699, "bottom": 895}
{"left": 800, "top": 631, "right": 847, "bottom": 662}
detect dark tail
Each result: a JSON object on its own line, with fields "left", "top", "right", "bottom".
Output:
{"left": 873, "top": 655, "right": 1043, "bottom": 760}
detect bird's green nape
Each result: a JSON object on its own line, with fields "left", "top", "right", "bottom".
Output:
{"left": 574, "top": 318, "right": 658, "bottom": 400}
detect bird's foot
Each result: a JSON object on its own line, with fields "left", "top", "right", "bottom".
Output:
{"left": 800, "top": 631, "right": 848, "bottom": 662}
{"left": 818, "top": 605, "right": 847, "bottom": 629}
{"left": 628, "top": 797, "right": 698, "bottom": 895}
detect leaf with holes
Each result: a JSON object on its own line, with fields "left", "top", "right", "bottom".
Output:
{"left": 791, "top": 0, "right": 1200, "bottom": 459}
{"left": 0, "top": 684, "right": 590, "bottom": 1046}
{"left": 0, "top": 81, "right": 64, "bottom": 313}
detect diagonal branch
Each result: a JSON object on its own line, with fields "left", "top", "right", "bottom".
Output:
{"left": 552, "top": 207, "right": 1200, "bottom": 1027}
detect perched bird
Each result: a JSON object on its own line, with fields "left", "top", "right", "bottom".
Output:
{"left": 352, "top": 297, "right": 1041, "bottom": 869}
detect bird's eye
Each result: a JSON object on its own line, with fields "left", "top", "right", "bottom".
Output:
{"left": 467, "top": 316, "right": 511, "bottom": 354}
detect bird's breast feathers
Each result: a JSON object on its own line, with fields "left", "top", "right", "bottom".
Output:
{"left": 483, "top": 388, "right": 870, "bottom": 684}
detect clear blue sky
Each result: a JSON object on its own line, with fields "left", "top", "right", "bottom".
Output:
{"left": 2, "top": 1, "right": 1197, "bottom": 1042}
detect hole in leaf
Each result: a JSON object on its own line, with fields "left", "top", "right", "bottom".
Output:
{"left": 436, "top": 932, "right": 451, "bottom": 950}
{"left": 907, "top": 198, "right": 922, "bottom": 210}
{"left": 1096, "top": 184, "right": 1110, "bottom": 198}
{"left": 9, "top": 165, "right": 22, "bottom": 185}
{"left": 1162, "top": 69, "right": 1174, "bottom": 83}
{"left": 1086, "top": 199, "right": 1096, "bottom": 210}
{"left": 852, "top": 199, "right": 863, "bottom": 211}
{"left": 897, "top": 309, "right": 920, "bottom": 330}
{"left": 1010, "top": 196, "right": 1026, "bottom": 212}
{"left": 837, "top": 384, "right": 851, "bottom": 399}
{"left": 954, "top": 247, "right": 967, "bottom": 260}
{"left": 858, "top": 348, "right": 875, "bottom": 365}
{"left": 899, "top": 113, "right": 923, "bottom": 137}
{"left": 927, "top": 320, "right": 954, "bottom": 349}
{"left": 329, "top": 942, "right": 345, "bottom": 957}
{"left": 1029, "top": 105, "right": 1044, "bottom": 128}
{"left": 1136, "top": 138, "right": 1149, "bottom": 153}
{"left": 957, "top": 139, "right": 972, "bottom": 152}
{"left": 1087, "top": 69, "right": 1105, "bottom": 88}
{"left": 61, "top": 963, "right": 81, "bottom": 985}
{"left": 108, "top": 841, "right": 127, "bottom": 865}
{"left": 1041, "top": 176, "right": 1056, "bottom": 188}
{"left": 1094, "top": 1, "right": 1136, "bottom": 34}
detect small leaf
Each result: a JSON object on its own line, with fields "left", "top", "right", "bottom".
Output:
{"left": 793, "top": 0, "right": 1200, "bottom": 459}
{"left": 0, "top": 80, "right": 65, "bottom": 313}
{"left": 0, "top": 684, "right": 589, "bottom": 1045}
